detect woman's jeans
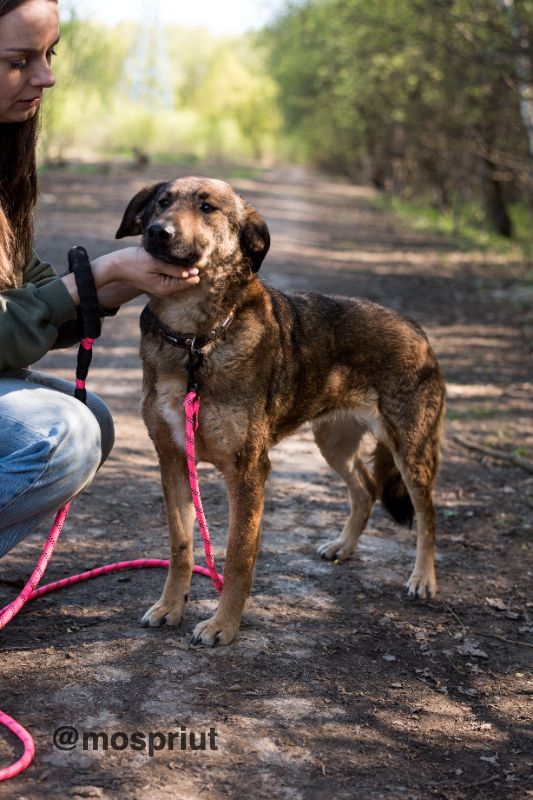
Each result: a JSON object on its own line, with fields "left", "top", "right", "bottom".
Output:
{"left": 0, "top": 369, "right": 114, "bottom": 559}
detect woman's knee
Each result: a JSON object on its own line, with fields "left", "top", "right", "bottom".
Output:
{"left": 85, "top": 390, "right": 115, "bottom": 465}
{"left": 12, "top": 370, "right": 115, "bottom": 467}
{"left": 0, "top": 392, "right": 103, "bottom": 527}
{"left": 51, "top": 398, "right": 103, "bottom": 483}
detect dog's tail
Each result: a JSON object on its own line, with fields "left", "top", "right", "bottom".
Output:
{"left": 373, "top": 442, "right": 414, "bottom": 527}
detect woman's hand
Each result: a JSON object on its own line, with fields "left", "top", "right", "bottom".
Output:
{"left": 95, "top": 247, "right": 200, "bottom": 299}
{"left": 61, "top": 246, "right": 200, "bottom": 309}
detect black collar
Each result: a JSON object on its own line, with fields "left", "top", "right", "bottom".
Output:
{"left": 140, "top": 304, "right": 235, "bottom": 352}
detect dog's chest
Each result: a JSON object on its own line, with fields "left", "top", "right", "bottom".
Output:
{"left": 154, "top": 376, "right": 248, "bottom": 463}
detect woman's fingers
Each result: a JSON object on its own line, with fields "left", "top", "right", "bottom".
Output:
{"left": 148, "top": 271, "right": 200, "bottom": 297}
{"left": 157, "top": 266, "right": 199, "bottom": 280}
{"left": 146, "top": 260, "right": 200, "bottom": 295}
{"left": 90, "top": 247, "right": 201, "bottom": 301}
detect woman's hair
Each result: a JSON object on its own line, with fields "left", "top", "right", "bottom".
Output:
{"left": 0, "top": 0, "right": 42, "bottom": 290}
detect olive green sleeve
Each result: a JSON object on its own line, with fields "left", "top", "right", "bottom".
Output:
{"left": 0, "top": 253, "right": 80, "bottom": 373}
{"left": 0, "top": 251, "right": 121, "bottom": 374}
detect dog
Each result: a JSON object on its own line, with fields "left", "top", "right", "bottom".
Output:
{"left": 115, "top": 176, "right": 446, "bottom": 646}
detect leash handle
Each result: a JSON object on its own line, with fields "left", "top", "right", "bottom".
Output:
{"left": 68, "top": 246, "right": 101, "bottom": 340}
{"left": 68, "top": 246, "right": 101, "bottom": 404}
{"left": 184, "top": 392, "right": 224, "bottom": 594}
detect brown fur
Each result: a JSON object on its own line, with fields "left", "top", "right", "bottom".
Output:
{"left": 116, "top": 176, "right": 446, "bottom": 646}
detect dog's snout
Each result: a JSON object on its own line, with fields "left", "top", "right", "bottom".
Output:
{"left": 147, "top": 222, "right": 175, "bottom": 243}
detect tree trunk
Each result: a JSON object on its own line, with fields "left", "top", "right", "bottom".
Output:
{"left": 482, "top": 157, "right": 513, "bottom": 237}
{"left": 499, "top": 0, "right": 533, "bottom": 167}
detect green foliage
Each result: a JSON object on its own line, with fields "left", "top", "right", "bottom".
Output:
{"left": 262, "top": 0, "right": 533, "bottom": 237}
{"left": 39, "top": 0, "right": 533, "bottom": 244}
{"left": 40, "top": 15, "right": 281, "bottom": 164}
{"left": 373, "top": 193, "right": 533, "bottom": 260}
{"left": 40, "top": 15, "right": 130, "bottom": 158}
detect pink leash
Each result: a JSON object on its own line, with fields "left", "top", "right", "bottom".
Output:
{"left": 0, "top": 352, "right": 222, "bottom": 780}
{"left": 184, "top": 391, "right": 224, "bottom": 594}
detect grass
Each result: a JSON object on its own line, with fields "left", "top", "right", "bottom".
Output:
{"left": 39, "top": 154, "right": 265, "bottom": 182}
{"left": 372, "top": 194, "right": 533, "bottom": 262}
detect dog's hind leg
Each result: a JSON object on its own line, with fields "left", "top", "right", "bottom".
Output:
{"left": 311, "top": 414, "right": 376, "bottom": 562}
{"left": 384, "top": 407, "right": 444, "bottom": 600}
{"left": 405, "top": 484, "right": 437, "bottom": 599}
{"left": 142, "top": 423, "right": 195, "bottom": 627}
{"left": 392, "top": 452, "right": 438, "bottom": 600}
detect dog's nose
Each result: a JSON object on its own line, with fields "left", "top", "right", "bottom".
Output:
{"left": 147, "top": 222, "right": 175, "bottom": 243}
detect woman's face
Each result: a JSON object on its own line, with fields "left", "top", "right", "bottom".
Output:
{"left": 0, "top": 0, "right": 58, "bottom": 123}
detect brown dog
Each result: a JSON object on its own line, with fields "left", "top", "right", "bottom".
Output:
{"left": 116, "top": 176, "right": 446, "bottom": 646}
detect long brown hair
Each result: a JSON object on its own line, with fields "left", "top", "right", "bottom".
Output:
{"left": 0, "top": 0, "right": 43, "bottom": 290}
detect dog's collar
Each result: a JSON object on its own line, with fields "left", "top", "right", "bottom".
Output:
{"left": 140, "top": 304, "right": 235, "bottom": 352}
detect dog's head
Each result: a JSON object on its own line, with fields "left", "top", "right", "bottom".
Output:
{"left": 115, "top": 176, "right": 270, "bottom": 275}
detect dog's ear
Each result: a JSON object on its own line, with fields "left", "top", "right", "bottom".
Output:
{"left": 239, "top": 198, "right": 270, "bottom": 273}
{"left": 115, "top": 182, "right": 167, "bottom": 239}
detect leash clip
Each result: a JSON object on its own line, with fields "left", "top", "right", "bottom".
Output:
{"left": 187, "top": 339, "right": 204, "bottom": 397}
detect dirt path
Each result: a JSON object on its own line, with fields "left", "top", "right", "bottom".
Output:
{"left": 1, "top": 164, "right": 531, "bottom": 799}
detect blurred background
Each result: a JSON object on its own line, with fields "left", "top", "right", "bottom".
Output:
{"left": 40, "top": 0, "right": 533, "bottom": 250}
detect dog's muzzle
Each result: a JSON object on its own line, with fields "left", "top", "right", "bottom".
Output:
{"left": 146, "top": 222, "right": 175, "bottom": 244}
{"left": 145, "top": 222, "right": 201, "bottom": 265}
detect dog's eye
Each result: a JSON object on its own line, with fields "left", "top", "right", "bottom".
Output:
{"left": 200, "top": 202, "right": 215, "bottom": 214}
{"left": 158, "top": 196, "right": 171, "bottom": 209}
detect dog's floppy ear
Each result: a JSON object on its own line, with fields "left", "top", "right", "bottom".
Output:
{"left": 115, "top": 182, "right": 167, "bottom": 239}
{"left": 239, "top": 198, "right": 270, "bottom": 273}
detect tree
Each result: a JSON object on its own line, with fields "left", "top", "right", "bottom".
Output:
{"left": 263, "top": 0, "right": 533, "bottom": 236}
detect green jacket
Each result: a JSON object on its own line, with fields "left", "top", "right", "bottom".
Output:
{"left": 0, "top": 252, "right": 113, "bottom": 374}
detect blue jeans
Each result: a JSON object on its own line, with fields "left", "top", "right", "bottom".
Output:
{"left": 0, "top": 369, "right": 114, "bottom": 559}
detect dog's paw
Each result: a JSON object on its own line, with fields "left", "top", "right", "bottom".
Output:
{"left": 141, "top": 599, "right": 185, "bottom": 628}
{"left": 317, "top": 537, "right": 355, "bottom": 562}
{"left": 406, "top": 570, "right": 437, "bottom": 600}
{"left": 190, "top": 616, "right": 239, "bottom": 647}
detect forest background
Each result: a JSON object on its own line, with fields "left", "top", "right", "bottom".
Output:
{"left": 42, "top": 0, "right": 533, "bottom": 250}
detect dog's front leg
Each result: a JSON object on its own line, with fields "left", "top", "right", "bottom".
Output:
{"left": 191, "top": 454, "right": 270, "bottom": 646}
{"left": 142, "top": 449, "right": 195, "bottom": 627}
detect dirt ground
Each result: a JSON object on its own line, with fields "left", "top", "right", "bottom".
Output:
{"left": 0, "top": 163, "right": 532, "bottom": 800}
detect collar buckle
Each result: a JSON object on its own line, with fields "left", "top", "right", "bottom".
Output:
{"left": 140, "top": 305, "right": 236, "bottom": 396}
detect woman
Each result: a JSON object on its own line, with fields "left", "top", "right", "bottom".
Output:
{"left": 0, "top": 0, "right": 199, "bottom": 558}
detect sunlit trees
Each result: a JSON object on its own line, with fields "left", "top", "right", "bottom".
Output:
{"left": 41, "top": 17, "right": 281, "bottom": 164}
{"left": 263, "top": 0, "right": 533, "bottom": 236}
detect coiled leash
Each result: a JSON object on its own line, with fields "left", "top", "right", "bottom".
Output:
{"left": 0, "top": 248, "right": 224, "bottom": 781}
